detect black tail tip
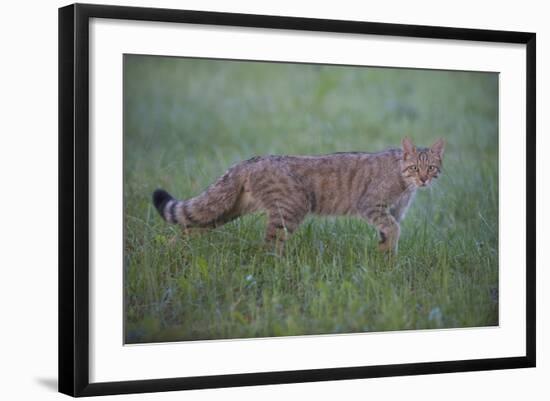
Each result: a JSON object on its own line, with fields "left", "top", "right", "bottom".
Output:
{"left": 152, "top": 189, "right": 173, "bottom": 216}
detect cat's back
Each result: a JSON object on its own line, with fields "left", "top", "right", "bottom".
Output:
{"left": 234, "top": 149, "right": 403, "bottom": 186}
{"left": 239, "top": 148, "right": 402, "bottom": 172}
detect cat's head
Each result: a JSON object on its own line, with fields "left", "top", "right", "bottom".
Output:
{"left": 400, "top": 137, "right": 445, "bottom": 188}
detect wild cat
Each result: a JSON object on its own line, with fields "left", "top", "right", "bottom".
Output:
{"left": 153, "top": 137, "right": 445, "bottom": 253}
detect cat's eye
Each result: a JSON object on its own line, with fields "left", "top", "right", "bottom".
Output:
{"left": 409, "top": 166, "right": 418, "bottom": 172}
{"left": 428, "top": 165, "right": 437, "bottom": 172}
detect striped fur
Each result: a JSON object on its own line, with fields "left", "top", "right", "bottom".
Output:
{"left": 153, "top": 137, "right": 444, "bottom": 253}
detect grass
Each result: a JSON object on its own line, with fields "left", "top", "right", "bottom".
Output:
{"left": 123, "top": 55, "right": 499, "bottom": 344}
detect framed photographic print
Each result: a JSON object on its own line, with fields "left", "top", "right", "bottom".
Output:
{"left": 58, "top": 3, "right": 536, "bottom": 397}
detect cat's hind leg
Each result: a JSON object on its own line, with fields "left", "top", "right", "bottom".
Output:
{"left": 258, "top": 187, "right": 309, "bottom": 253}
{"left": 264, "top": 206, "right": 307, "bottom": 253}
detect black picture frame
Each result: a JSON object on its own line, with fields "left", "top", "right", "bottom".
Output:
{"left": 59, "top": 3, "right": 536, "bottom": 397}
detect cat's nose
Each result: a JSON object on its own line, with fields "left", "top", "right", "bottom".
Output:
{"left": 420, "top": 177, "right": 427, "bottom": 183}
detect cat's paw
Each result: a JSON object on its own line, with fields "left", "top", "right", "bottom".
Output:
{"left": 378, "top": 240, "right": 398, "bottom": 254}
{"left": 181, "top": 226, "right": 210, "bottom": 237}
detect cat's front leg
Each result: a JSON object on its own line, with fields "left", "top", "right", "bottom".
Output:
{"left": 361, "top": 204, "right": 400, "bottom": 253}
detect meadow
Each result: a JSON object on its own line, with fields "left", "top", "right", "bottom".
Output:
{"left": 123, "top": 55, "right": 499, "bottom": 343}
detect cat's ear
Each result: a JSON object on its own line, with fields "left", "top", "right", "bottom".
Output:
{"left": 430, "top": 138, "right": 445, "bottom": 158}
{"left": 401, "top": 137, "right": 416, "bottom": 159}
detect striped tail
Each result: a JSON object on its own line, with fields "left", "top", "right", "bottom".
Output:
{"left": 152, "top": 189, "right": 178, "bottom": 223}
{"left": 152, "top": 168, "right": 244, "bottom": 228}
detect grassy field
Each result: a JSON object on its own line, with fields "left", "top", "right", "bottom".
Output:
{"left": 123, "top": 55, "right": 499, "bottom": 344}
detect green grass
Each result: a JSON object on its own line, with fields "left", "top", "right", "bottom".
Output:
{"left": 123, "top": 55, "right": 499, "bottom": 343}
